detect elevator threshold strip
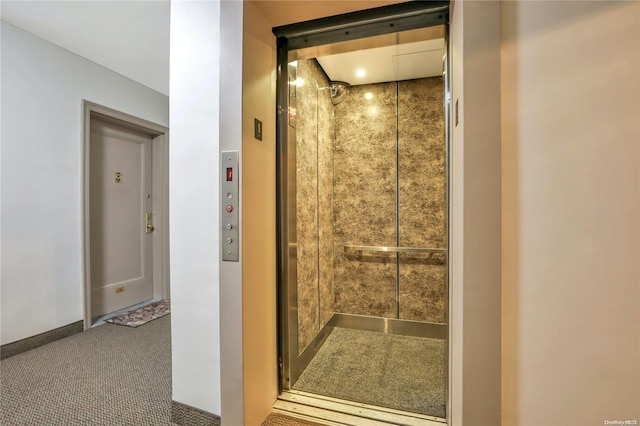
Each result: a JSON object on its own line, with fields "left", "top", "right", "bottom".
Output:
{"left": 275, "top": 390, "right": 446, "bottom": 426}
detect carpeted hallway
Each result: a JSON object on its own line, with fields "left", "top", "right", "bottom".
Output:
{"left": 3, "top": 317, "right": 437, "bottom": 425}
{"left": 0, "top": 315, "right": 319, "bottom": 426}
{"left": 0, "top": 316, "right": 178, "bottom": 425}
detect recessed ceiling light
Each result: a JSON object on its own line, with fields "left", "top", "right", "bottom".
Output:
{"left": 364, "top": 92, "right": 374, "bottom": 100}
{"left": 356, "top": 69, "right": 366, "bottom": 78}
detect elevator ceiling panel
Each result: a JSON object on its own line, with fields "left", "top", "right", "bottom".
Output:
{"left": 316, "top": 38, "right": 444, "bottom": 86}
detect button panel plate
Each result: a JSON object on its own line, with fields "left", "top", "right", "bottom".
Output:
{"left": 221, "top": 151, "right": 239, "bottom": 261}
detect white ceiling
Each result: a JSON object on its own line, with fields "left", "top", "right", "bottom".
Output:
{"left": 0, "top": 1, "right": 441, "bottom": 95}
{"left": 0, "top": 0, "right": 170, "bottom": 95}
{"left": 316, "top": 38, "right": 444, "bottom": 86}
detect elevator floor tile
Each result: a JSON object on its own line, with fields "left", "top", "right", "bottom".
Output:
{"left": 292, "top": 327, "right": 446, "bottom": 417}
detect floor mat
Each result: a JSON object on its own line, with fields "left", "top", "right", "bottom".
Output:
{"left": 292, "top": 327, "right": 446, "bottom": 418}
{"left": 106, "top": 300, "right": 170, "bottom": 328}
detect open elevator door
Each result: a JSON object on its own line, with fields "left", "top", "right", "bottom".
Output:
{"left": 274, "top": 2, "right": 451, "bottom": 424}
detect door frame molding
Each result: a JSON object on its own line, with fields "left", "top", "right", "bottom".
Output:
{"left": 81, "top": 100, "right": 170, "bottom": 329}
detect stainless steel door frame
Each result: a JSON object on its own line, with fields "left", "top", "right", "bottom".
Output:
{"left": 443, "top": 22, "right": 451, "bottom": 420}
{"left": 275, "top": 1, "right": 451, "bottom": 393}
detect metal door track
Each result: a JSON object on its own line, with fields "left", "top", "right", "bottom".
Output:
{"left": 275, "top": 390, "right": 446, "bottom": 425}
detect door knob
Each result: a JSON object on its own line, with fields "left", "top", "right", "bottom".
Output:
{"left": 145, "top": 212, "right": 155, "bottom": 234}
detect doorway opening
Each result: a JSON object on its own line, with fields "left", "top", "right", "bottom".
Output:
{"left": 274, "top": 2, "right": 450, "bottom": 424}
{"left": 82, "top": 101, "right": 170, "bottom": 328}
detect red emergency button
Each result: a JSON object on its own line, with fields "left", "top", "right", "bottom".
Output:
{"left": 226, "top": 204, "right": 234, "bottom": 213}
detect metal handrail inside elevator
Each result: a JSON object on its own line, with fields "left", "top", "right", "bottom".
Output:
{"left": 344, "top": 245, "right": 447, "bottom": 254}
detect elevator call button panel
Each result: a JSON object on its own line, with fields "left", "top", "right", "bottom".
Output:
{"left": 221, "top": 151, "right": 239, "bottom": 262}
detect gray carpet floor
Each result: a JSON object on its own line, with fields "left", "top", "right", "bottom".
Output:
{"left": 292, "top": 327, "right": 446, "bottom": 418}
{"left": 0, "top": 315, "right": 177, "bottom": 425}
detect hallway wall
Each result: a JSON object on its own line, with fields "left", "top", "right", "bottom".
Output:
{"left": 0, "top": 21, "right": 169, "bottom": 346}
{"left": 501, "top": 1, "right": 640, "bottom": 424}
{"left": 169, "top": 2, "right": 246, "bottom": 421}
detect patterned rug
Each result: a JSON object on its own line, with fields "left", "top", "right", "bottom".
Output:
{"left": 106, "top": 300, "right": 170, "bottom": 328}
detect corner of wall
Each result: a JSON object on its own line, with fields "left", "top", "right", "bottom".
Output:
{"left": 218, "top": 1, "right": 246, "bottom": 425}
{"left": 449, "top": 1, "right": 502, "bottom": 424}
{"left": 241, "top": 3, "right": 279, "bottom": 425}
{"left": 169, "top": 0, "right": 223, "bottom": 416}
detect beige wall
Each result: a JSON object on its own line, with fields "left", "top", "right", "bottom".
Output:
{"left": 253, "top": 0, "right": 405, "bottom": 28}
{"left": 502, "top": 1, "right": 640, "bottom": 425}
{"left": 242, "top": 2, "right": 278, "bottom": 425}
{"left": 449, "top": 1, "right": 502, "bottom": 424}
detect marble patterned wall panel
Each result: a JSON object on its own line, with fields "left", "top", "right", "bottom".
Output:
{"left": 397, "top": 77, "right": 446, "bottom": 323}
{"left": 317, "top": 83, "right": 335, "bottom": 327}
{"left": 295, "top": 59, "right": 319, "bottom": 353}
{"left": 333, "top": 83, "right": 398, "bottom": 318}
{"left": 295, "top": 59, "right": 334, "bottom": 353}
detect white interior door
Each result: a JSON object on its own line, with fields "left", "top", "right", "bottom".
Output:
{"left": 90, "top": 118, "right": 153, "bottom": 317}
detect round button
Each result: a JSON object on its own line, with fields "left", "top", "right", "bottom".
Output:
{"left": 226, "top": 237, "right": 233, "bottom": 244}
{"left": 226, "top": 224, "right": 233, "bottom": 230}
{"left": 226, "top": 204, "right": 234, "bottom": 213}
